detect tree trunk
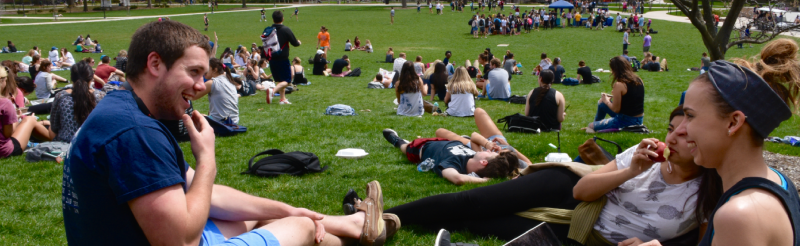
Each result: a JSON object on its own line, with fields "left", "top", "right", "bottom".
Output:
{"left": 402, "top": 0, "right": 406, "bottom": 7}
{"left": 83, "top": 0, "right": 88, "bottom": 11}
{"left": 242, "top": 0, "right": 246, "bottom": 8}
{"left": 672, "top": 0, "right": 747, "bottom": 60}
{"left": 147, "top": 0, "right": 151, "bottom": 8}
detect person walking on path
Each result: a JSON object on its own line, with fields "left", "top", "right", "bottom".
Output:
{"left": 208, "top": 1, "right": 213, "bottom": 13}
{"left": 267, "top": 11, "right": 301, "bottom": 105}
{"left": 391, "top": 7, "right": 395, "bottom": 24}
{"left": 203, "top": 13, "right": 209, "bottom": 31}
{"left": 623, "top": 28, "right": 630, "bottom": 53}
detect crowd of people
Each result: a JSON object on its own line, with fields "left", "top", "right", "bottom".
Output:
{"left": 1, "top": 5, "right": 800, "bottom": 246}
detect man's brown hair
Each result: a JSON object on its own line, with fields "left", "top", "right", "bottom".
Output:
{"left": 126, "top": 20, "right": 211, "bottom": 83}
{"left": 475, "top": 151, "right": 519, "bottom": 178}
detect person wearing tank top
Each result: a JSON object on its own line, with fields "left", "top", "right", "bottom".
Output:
{"left": 632, "top": 40, "right": 800, "bottom": 246}
{"left": 525, "top": 70, "right": 565, "bottom": 131}
{"left": 584, "top": 56, "right": 644, "bottom": 133}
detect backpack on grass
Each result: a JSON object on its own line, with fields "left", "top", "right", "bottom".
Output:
{"left": 242, "top": 149, "right": 328, "bottom": 177}
{"left": 345, "top": 67, "right": 362, "bottom": 77}
{"left": 591, "top": 75, "right": 602, "bottom": 83}
{"left": 497, "top": 113, "right": 547, "bottom": 133}
{"left": 508, "top": 95, "right": 527, "bottom": 104}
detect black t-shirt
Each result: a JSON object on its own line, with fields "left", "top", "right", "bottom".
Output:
{"left": 419, "top": 141, "right": 475, "bottom": 177}
{"left": 577, "top": 66, "right": 592, "bottom": 84}
{"left": 331, "top": 59, "right": 348, "bottom": 74}
{"left": 272, "top": 24, "right": 301, "bottom": 61}
{"left": 549, "top": 65, "right": 565, "bottom": 84}
{"left": 644, "top": 62, "right": 661, "bottom": 72}
{"left": 312, "top": 56, "right": 328, "bottom": 75}
{"left": 29, "top": 64, "right": 39, "bottom": 81}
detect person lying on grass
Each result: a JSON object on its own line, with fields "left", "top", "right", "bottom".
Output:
{"left": 381, "top": 127, "right": 520, "bottom": 186}
{"left": 61, "top": 20, "right": 400, "bottom": 246}
{"left": 363, "top": 106, "right": 721, "bottom": 245}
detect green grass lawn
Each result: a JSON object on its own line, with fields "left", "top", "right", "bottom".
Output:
{"left": 1, "top": 5, "right": 799, "bottom": 245}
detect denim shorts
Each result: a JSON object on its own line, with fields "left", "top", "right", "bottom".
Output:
{"left": 592, "top": 114, "right": 644, "bottom": 131}
{"left": 201, "top": 219, "right": 281, "bottom": 246}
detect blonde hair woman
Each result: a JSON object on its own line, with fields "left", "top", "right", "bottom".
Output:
{"left": 444, "top": 67, "right": 478, "bottom": 117}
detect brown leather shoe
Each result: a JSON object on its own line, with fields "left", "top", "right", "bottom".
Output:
{"left": 355, "top": 181, "right": 386, "bottom": 246}
{"left": 382, "top": 213, "right": 401, "bottom": 239}
{"left": 355, "top": 197, "right": 386, "bottom": 246}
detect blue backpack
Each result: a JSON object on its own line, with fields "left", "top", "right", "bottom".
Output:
{"left": 325, "top": 104, "right": 357, "bottom": 116}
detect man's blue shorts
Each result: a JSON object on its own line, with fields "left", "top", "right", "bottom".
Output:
{"left": 201, "top": 219, "right": 281, "bottom": 246}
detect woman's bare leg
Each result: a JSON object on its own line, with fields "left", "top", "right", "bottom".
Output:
{"left": 10, "top": 117, "right": 36, "bottom": 151}
{"left": 474, "top": 108, "right": 502, "bottom": 138}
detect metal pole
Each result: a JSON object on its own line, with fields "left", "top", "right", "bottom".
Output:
{"left": 53, "top": 0, "right": 57, "bottom": 21}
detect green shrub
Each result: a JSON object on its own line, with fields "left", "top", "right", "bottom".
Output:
{"left": 58, "top": 9, "right": 67, "bottom": 13}
{"left": 92, "top": 7, "right": 102, "bottom": 10}
{"left": 16, "top": 10, "right": 29, "bottom": 14}
{"left": 130, "top": 5, "right": 138, "bottom": 9}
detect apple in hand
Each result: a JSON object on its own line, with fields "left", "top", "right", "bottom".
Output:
{"left": 649, "top": 141, "right": 670, "bottom": 163}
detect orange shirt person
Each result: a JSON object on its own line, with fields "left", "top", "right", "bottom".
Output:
{"left": 317, "top": 26, "right": 330, "bottom": 54}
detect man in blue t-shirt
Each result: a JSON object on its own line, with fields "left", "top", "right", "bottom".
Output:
{"left": 62, "top": 20, "right": 396, "bottom": 246}
{"left": 381, "top": 128, "right": 519, "bottom": 185}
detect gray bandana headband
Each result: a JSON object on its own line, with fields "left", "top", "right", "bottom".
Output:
{"left": 706, "top": 60, "right": 792, "bottom": 138}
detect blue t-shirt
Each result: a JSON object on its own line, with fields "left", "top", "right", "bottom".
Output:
{"left": 419, "top": 141, "right": 475, "bottom": 177}
{"left": 62, "top": 90, "right": 189, "bottom": 245}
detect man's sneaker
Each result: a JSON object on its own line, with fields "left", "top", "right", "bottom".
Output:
{"left": 279, "top": 99, "right": 292, "bottom": 105}
{"left": 382, "top": 129, "right": 408, "bottom": 148}
{"left": 266, "top": 88, "right": 273, "bottom": 104}
{"left": 434, "top": 229, "right": 451, "bottom": 246}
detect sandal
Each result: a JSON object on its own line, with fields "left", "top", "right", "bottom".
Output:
{"left": 354, "top": 181, "right": 386, "bottom": 246}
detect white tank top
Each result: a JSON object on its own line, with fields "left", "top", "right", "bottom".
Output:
{"left": 397, "top": 92, "right": 424, "bottom": 116}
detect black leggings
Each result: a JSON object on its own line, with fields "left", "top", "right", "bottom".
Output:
{"left": 385, "top": 167, "right": 582, "bottom": 241}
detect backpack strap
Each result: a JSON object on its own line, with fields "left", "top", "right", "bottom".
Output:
{"left": 593, "top": 136, "right": 623, "bottom": 155}
{"left": 247, "top": 149, "right": 285, "bottom": 170}
{"left": 279, "top": 153, "right": 329, "bottom": 173}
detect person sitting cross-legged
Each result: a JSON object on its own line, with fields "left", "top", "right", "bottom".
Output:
{"left": 61, "top": 20, "right": 399, "bottom": 246}
{"left": 381, "top": 127, "right": 520, "bottom": 186}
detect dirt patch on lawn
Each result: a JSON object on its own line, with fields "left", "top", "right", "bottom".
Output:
{"left": 765, "top": 151, "right": 800, "bottom": 192}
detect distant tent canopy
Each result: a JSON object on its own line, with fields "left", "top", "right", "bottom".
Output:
{"left": 548, "top": 0, "right": 575, "bottom": 9}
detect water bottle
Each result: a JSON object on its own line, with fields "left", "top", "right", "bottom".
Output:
{"left": 417, "top": 158, "right": 435, "bottom": 172}
{"left": 433, "top": 102, "right": 439, "bottom": 114}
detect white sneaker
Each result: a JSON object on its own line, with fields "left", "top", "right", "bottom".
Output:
{"left": 279, "top": 99, "right": 292, "bottom": 105}
{"left": 266, "top": 88, "right": 273, "bottom": 104}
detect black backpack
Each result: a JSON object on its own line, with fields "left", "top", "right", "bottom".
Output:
{"left": 508, "top": 95, "right": 527, "bottom": 104}
{"left": 345, "top": 67, "right": 362, "bottom": 77}
{"left": 497, "top": 113, "right": 547, "bottom": 133}
{"left": 242, "top": 149, "right": 328, "bottom": 177}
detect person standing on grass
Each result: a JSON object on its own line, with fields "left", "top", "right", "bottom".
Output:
{"left": 260, "top": 8, "right": 266, "bottom": 22}
{"left": 61, "top": 20, "right": 399, "bottom": 246}
{"left": 293, "top": 7, "right": 299, "bottom": 21}
{"left": 643, "top": 31, "right": 652, "bottom": 54}
{"left": 390, "top": 7, "right": 395, "bottom": 24}
{"left": 203, "top": 13, "right": 209, "bottom": 31}
{"left": 417, "top": 1, "right": 421, "bottom": 13}
{"left": 267, "top": 11, "right": 301, "bottom": 105}
{"left": 208, "top": 1, "right": 212, "bottom": 13}
{"left": 623, "top": 28, "right": 630, "bottom": 53}
{"left": 316, "top": 26, "right": 330, "bottom": 55}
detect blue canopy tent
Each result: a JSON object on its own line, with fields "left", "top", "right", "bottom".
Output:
{"left": 548, "top": 0, "right": 574, "bottom": 27}
{"left": 548, "top": 0, "right": 574, "bottom": 10}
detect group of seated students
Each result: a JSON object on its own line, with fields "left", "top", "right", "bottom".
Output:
{"left": 72, "top": 34, "right": 103, "bottom": 53}
{"left": 344, "top": 36, "right": 373, "bottom": 53}
{"left": 311, "top": 50, "right": 351, "bottom": 77}
{"left": 0, "top": 20, "right": 790, "bottom": 246}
